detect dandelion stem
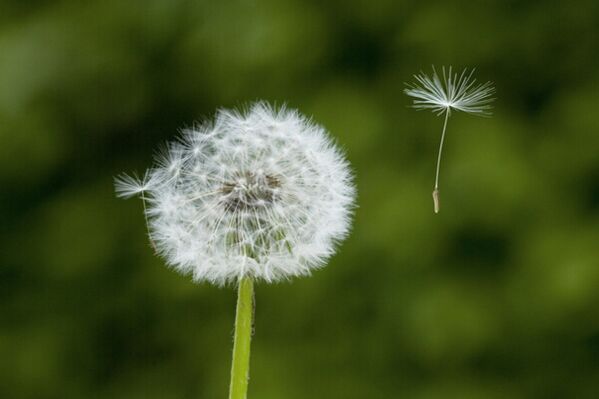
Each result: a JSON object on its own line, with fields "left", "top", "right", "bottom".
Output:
{"left": 229, "top": 277, "right": 254, "bottom": 399}
{"left": 433, "top": 110, "right": 450, "bottom": 214}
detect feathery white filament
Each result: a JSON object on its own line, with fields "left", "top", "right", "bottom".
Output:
{"left": 116, "top": 102, "right": 355, "bottom": 285}
{"left": 404, "top": 66, "right": 495, "bottom": 116}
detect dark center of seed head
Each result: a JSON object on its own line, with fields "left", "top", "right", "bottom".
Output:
{"left": 220, "top": 171, "right": 281, "bottom": 211}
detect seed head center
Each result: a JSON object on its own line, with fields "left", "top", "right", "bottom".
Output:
{"left": 220, "top": 171, "right": 281, "bottom": 211}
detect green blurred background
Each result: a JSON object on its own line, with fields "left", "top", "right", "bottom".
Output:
{"left": 2, "top": 1, "right": 599, "bottom": 398}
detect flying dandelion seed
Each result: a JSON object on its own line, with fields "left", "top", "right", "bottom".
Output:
{"left": 405, "top": 66, "right": 495, "bottom": 213}
{"left": 115, "top": 102, "right": 355, "bottom": 399}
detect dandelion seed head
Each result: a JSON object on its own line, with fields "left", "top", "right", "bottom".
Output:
{"left": 116, "top": 102, "right": 356, "bottom": 285}
{"left": 404, "top": 66, "right": 495, "bottom": 116}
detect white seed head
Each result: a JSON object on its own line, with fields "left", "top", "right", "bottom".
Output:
{"left": 116, "top": 102, "right": 355, "bottom": 285}
{"left": 404, "top": 66, "right": 495, "bottom": 116}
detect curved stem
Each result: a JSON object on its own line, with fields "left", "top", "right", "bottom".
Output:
{"left": 432, "top": 110, "right": 450, "bottom": 213}
{"left": 228, "top": 277, "right": 255, "bottom": 399}
{"left": 140, "top": 193, "right": 157, "bottom": 252}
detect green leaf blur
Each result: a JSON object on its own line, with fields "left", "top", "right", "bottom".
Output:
{"left": 1, "top": 1, "right": 599, "bottom": 398}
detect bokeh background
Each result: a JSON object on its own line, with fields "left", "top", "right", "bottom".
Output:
{"left": 2, "top": 0, "right": 599, "bottom": 398}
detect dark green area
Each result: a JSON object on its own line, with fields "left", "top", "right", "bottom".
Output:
{"left": 2, "top": 1, "right": 599, "bottom": 398}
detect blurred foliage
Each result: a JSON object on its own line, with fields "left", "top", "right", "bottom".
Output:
{"left": 2, "top": 0, "right": 599, "bottom": 398}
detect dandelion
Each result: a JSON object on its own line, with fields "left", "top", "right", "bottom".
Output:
{"left": 405, "top": 66, "right": 495, "bottom": 213}
{"left": 115, "top": 102, "right": 355, "bottom": 399}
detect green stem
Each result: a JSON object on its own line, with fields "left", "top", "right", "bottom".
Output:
{"left": 228, "top": 277, "right": 254, "bottom": 399}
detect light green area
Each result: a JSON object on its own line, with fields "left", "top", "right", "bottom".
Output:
{"left": 2, "top": 1, "right": 599, "bottom": 398}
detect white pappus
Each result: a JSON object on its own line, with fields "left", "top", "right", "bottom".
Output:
{"left": 404, "top": 66, "right": 495, "bottom": 116}
{"left": 115, "top": 102, "right": 356, "bottom": 285}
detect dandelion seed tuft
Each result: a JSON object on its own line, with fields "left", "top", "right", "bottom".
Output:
{"left": 114, "top": 172, "right": 152, "bottom": 199}
{"left": 405, "top": 66, "right": 495, "bottom": 116}
{"left": 116, "top": 102, "right": 356, "bottom": 285}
